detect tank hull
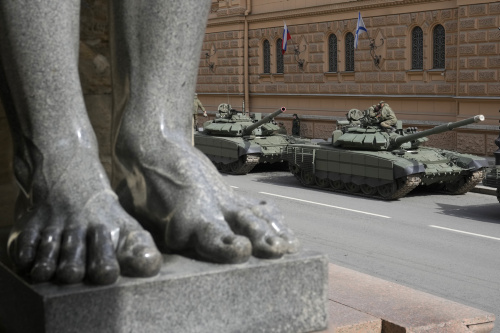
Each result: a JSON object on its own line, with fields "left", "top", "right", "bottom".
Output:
{"left": 194, "top": 133, "right": 293, "bottom": 174}
{"left": 284, "top": 143, "right": 488, "bottom": 200}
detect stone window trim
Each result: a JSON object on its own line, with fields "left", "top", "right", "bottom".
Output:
{"left": 339, "top": 71, "right": 355, "bottom": 79}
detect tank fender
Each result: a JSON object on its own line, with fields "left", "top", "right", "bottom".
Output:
{"left": 238, "top": 145, "right": 262, "bottom": 156}
{"left": 451, "top": 155, "right": 489, "bottom": 170}
{"left": 393, "top": 163, "right": 425, "bottom": 179}
{"left": 206, "top": 155, "right": 239, "bottom": 164}
{"left": 468, "top": 158, "right": 489, "bottom": 170}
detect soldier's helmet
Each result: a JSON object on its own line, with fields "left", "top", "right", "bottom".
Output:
{"left": 218, "top": 103, "right": 232, "bottom": 118}
{"left": 347, "top": 109, "right": 364, "bottom": 121}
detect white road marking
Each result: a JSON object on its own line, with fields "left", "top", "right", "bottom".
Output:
{"left": 430, "top": 225, "right": 500, "bottom": 241}
{"left": 259, "top": 192, "right": 391, "bottom": 218}
{"left": 230, "top": 186, "right": 238, "bottom": 189}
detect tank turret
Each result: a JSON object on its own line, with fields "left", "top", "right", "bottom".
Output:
{"left": 202, "top": 107, "right": 285, "bottom": 137}
{"left": 242, "top": 107, "right": 286, "bottom": 135}
{"left": 333, "top": 115, "right": 485, "bottom": 151}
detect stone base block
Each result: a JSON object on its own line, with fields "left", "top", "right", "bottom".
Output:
{"left": 0, "top": 251, "right": 328, "bottom": 333}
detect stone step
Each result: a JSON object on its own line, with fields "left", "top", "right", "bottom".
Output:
{"left": 322, "top": 264, "right": 495, "bottom": 333}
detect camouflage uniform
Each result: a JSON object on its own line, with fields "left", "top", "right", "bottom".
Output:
{"left": 193, "top": 94, "right": 207, "bottom": 131}
{"left": 368, "top": 101, "right": 397, "bottom": 130}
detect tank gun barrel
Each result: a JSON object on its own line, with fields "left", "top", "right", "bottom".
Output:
{"left": 243, "top": 107, "right": 286, "bottom": 135}
{"left": 390, "top": 115, "right": 485, "bottom": 148}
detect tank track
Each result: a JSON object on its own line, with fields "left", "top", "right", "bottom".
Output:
{"left": 442, "top": 169, "right": 485, "bottom": 195}
{"left": 385, "top": 176, "right": 422, "bottom": 200}
{"left": 291, "top": 164, "right": 422, "bottom": 200}
{"left": 217, "top": 154, "right": 260, "bottom": 175}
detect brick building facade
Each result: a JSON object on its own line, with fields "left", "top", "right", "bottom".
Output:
{"left": 198, "top": 0, "right": 500, "bottom": 154}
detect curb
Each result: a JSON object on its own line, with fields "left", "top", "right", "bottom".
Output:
{"left": 471, "top": 185, "right": 497, "bottom": 196}
{"left": 322, "top": 264, "right": 495, "bottom": 333}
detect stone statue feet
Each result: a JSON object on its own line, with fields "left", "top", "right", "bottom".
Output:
{"left": 8, "top": 154, "right": 162, "bottom": 285}
{"left": 116, "top": 136, "right": 300, "bottom": 264}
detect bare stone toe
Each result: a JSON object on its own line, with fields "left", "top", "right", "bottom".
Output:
{"left": 117, "top": 230, "right": 162, "bottom": 277}
{"left": 57, "top": 264, "right": 86, "bottom": 284}
{"left": 86, "top": 225, "right": 120, "bottom": 285}
{"left": 195, "top": 224, "right": 252, "bottom": 264}
{"left": 8, "top": 228, "right": 41, "bottom": 273}
{"left": 252, "top": 235, "right": 288, "bottom": 259}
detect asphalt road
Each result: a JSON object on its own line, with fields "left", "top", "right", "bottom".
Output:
{"left": 222, "top": 168, "right": 500, "bottom": 332}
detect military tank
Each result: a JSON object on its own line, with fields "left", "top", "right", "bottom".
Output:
{"left": 194, "top": 104, "right": 310, "bottom": 175}
{"left": 283, "top": 110, "right": 488, "bottom": 200}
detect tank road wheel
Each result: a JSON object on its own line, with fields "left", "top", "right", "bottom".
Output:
{"left": 377, "top": 176, "right": 421, "bottom": 200}
{"left": 315, "top": 177, "right": 329, "bottom": 188}
{"left": 301, "top": 171, "right": 315, "bottom": 185}
{"left": 330, "top": 179, "right": 344, "bottom": 190}
{"left": 345, "top": 182, "right": 360, "bottom": 193}
{"left": 225, "top": 154, "right": 260, "bottom": 175}
{"left": 444, "top": 177, "right": 465, "bottom": 194}
{"left": 229, "top": 160, "right": 243, "bottom": 173}
{"left": 289, "top": 163, "right": 300, "bottom": 175}
{"left": 444, "top": 170, "right": 485, "bottom": 195}
{"left": 496, "top": 188, "right": 500, "bottom": 204}
{"left": 360, "top": 184, "right": 377, "bottom": 195}
{"left": 213, "top": 162, "right": 223, "bottom": 171}
{"left": 377, "top": 182, "right": 397, "bottom": 199}
{"left": 220, "top": 163, "right": 231, "bottom": 173}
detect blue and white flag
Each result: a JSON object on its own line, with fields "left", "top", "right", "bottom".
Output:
{"left": 354, "top": 12, "right": 367, "bottom": 49}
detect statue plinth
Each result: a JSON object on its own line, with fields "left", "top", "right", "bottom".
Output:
{"left": 0, "top": 247, "right": 328, "bottom": 333}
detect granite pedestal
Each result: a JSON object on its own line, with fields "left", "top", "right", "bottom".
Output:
{"left": 0, "top": 248, "right": 328, "bottom": 333}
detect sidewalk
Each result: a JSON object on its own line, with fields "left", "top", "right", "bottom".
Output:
{"left": 322, "top": 264, "right": 495, "bottom": 333}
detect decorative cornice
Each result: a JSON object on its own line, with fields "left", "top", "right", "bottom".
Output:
{"left": 207, "top": 0, "right": 448, "bottom": 27}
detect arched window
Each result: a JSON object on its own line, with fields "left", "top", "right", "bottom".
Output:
{"left": 263, "top": 39, "right": 271, "bottom": 74}
{"left": 433, "top": 24, "right": 445, "bottom": 69}
{"left": 328, "top": 34, "right": 338, "bottom": 72}
{"left": 276, "top": 38, "right": 284, "bottom": 73}
{"left": 345, "top": 32, "right": 354, "bottom": 72}
{"left": 411, "top": 27, "right": 423, "bottom": 70}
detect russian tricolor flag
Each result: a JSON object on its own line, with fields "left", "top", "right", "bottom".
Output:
{"left": 282, "top": 22, "right": 292, "bottom": 54}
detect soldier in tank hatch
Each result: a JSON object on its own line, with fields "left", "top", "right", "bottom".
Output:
{"left": 368, "top": 101, "right": 398, "bottom": 133}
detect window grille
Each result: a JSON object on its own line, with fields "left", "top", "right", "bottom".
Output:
{"left": 411, "top": 27, "right": 423, "bottom": 70}
{"left": 345, "top": 32, "right": 354, "bottom": 72}
{"left": 263, "top": 40, "right": 270, "bottom": 74}
{"left": 328, "top": 34, "right": 338, "bottom": 72}
{"left": 276, "top": 38, "right": 284, "bottom": 73}
{"left": 433, "top": 24, "right": 445, "bottom": 69}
